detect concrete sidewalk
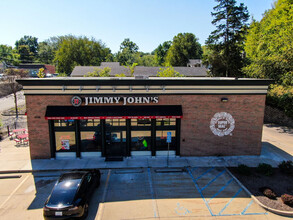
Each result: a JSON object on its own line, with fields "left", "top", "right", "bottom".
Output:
{"left": 0, "top": 131, "right": 292, "bottom": 173}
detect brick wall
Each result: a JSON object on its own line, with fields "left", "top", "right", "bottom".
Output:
{"left": 26, "top": 94, "right": 266, "bottom": 159}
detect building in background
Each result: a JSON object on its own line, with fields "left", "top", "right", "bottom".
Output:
{"left": 71, "top": 62, "right": 208, "bottom": 77}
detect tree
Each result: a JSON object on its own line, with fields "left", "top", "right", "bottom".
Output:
{"left": 15, "top": 35, "right": 39, "bottom": 61}
{"left": 116, "top": 38, "right": 140, "bottom": 66}
{"left": 38, "top": 41, "right": 55, "bottom": 64}
{"left": 4, "top": 68, "right": 28, "bottom": 118}
{"left": 154, "top": 41, "right": 172, "bottom": 66}
{"left": 17, "top": 45, "right": 34, "bottom": 63}
{"left": 206, "top": 0, "right": 249, "bottom": 77}
{"left": 116, "top": 48, "right": 137, "bottom": 66}
{"left": 54, "top": 36, "right": 111, "bottom": 74}
{"left": 244, "top": 0, "right": 293, "bottom": 85}
{"left": 157, "top": 66, "right": 184, "bottom": 77}
{"left": 120, "top": 38, "right": 139, "bottom": 53}
{"left": 84, "top": 67, "right": 111, "bottom": 77}
{"left": 137, "top": 54, "right": 156, "bottom": 66}
{"left": 0, "top": 45, "right": 13, "bottom": 62}
{"left": 165, "top": 33, "right": 203, "bottom": 66}
{"left": 0, "top": 45, "right": 20, "bottom": 65}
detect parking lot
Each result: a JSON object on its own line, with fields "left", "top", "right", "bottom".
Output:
{"left": 1, "top": 167, "right": 284, "bottom": 220}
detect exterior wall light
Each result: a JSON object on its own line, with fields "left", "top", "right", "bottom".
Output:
{"left": 221, "top": 97, "right": 228, "bottom": 102}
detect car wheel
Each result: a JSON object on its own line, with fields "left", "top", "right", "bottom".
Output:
{"left": 81, "top": 202, "right": 88, "bottom": 219}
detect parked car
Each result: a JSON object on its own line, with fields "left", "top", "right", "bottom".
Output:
{"left": 43, "top": 170, "right": 101, "bottom": 219}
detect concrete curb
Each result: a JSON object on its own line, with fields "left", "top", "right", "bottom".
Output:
{"left": 0, "top": 166, "right": 188, "bottom": 174}
{"left": 225, "top": 167, "right": 293, "bottom": 217}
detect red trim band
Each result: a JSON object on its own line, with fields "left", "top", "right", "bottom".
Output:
{"left": 45, "top": 115, "right": 183, "bottom": 120}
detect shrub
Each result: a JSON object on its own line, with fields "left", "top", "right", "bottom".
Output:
{"left": 259, "top": 187, "right": 277, "bottom": 200}
{"left": 237, "top": 164, "right": 251, "bottom": 176}
{"left": 267, "top": 84, "right": 293, "bottom": 119}
{"left": 256, "top": 163, "right": 274, "bottom": 176}
{"left": 281, "top": 194, "right": 293, "bottom": 207}
{"left": 278, "top": 161, "right": 293, "bottom": 175}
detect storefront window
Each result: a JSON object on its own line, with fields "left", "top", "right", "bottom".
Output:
{"left": 54, "top": 120, "right": 75, "bottom": 127}
{"left": 131, "top": 130, "right": 151, "bottom": 151}
{"left": 80, "top": 131, "right": 101, "bottom": 152}
{"left": 156, "top": 119, "right": 176, "bottom": 126}
{"left": 156, "top": 130, "right": 176, "bottom": 151}
{"left": 131, "top": 119, "right": 151, "bottom": 126}
{"left": 106, "top": 119, "right": 126, "bottom": 126}
{"left": 55, "top": 131, "right": 76, "bottom": 152}
{"left": 80, "top": 119, "right": 100, "bottom": 127}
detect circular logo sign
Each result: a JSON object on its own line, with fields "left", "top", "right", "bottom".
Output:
{"left": 210, "top": 112, "right": 235, "bottom": 137}
{"left": 71, "top": 96, "right": 82, "bottom": 107}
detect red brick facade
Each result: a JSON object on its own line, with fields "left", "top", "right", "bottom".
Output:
{"left": 26, "top": 94, "right": 265, "bottom": 159}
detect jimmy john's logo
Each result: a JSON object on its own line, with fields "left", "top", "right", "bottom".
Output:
{"left": 210, "top": 112, "right": 235, "bottom": 137}
{"left": 71, "top": 96, "right": 159, "bottom": 106}
{"left": 71, "top": 96, "right": 82, "bottom": 107}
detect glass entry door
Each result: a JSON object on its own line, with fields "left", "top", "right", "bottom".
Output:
{"left": 105, "top": 119, "right": 126, "bottom": 160}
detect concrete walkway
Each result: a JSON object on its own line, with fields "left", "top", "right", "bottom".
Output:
{"left": 0, "top": 124, "right": 292, "bottom": 173}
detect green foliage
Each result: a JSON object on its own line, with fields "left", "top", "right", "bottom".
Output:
{"left": 206, "top": 0, "right": 249, "bottom": 77}
{"left": 15, "top": 35, "right": 38, "bottom": 56}
{"left": 0, "top": 119, "right": 3, "bottom": 128}
{"left": 84, "top": 67, "right": 111, "bottom": 77}
{"left": 54, "top": 36, "right": 110, "bottom": 74}
{"left": 116, "top": 39, "right": 140, "bottom": 66}
{"left": 115, "top": 73, "right": 126, "bottom": 77}
{"left": 237, "top": 164, "right": 251, "bottom": 176}
{"left": 137, "top": 54, "right": 156, "bottom": 66}
{"left": 37, "top": 68, "right": 45, "bottom": 78}
{"left": 56, "top": 73, "right": 68, "bottom": 77}
{"left": 120, "top": 38, "right": 139, "bottom": 53}
{"left": 267, "top": 85, "right": 293, "bottom": 118}
{"left": 166, "top": 33, "right": 203, "bottom": 66}
{"left": 157, "top": 66, "right": 184, "bottom": 77}
{"left": 244, "top": 0, "right": 293, "bottom": 85}
{"left": 17, "top": 45, "right": 34, "bottom": 63}
{"left": 0, "top": 45, "right": 19, "bottom": 65}
{"left": 124, "top": 63, "right": 138, "bottom": 77}
{"left": 278, "top": 160, "right": 293, "bottom": 175}
{"left": 256, "top": 163, "right": 274, "bottom": 176}
{"left": 154, "top": 41, "right": 172, "bottom": 66}
{"left": 37, "top": 41, "right": 55, "bottom": 64}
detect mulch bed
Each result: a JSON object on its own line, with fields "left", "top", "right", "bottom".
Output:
{"left": 229, "top": 167, "right": 293, "bottom": 212}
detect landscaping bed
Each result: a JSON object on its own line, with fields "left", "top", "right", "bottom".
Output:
{"left": 229, "top": 164, "right": 293, "bottom": 212}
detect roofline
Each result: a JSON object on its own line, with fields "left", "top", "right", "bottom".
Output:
{"left": 16, "top": 77, "right": 273, "bottom": 86}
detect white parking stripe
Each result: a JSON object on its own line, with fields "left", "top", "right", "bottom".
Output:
{"left": 0, "top": 174, "right": 30, "bottom": 209}
{"left": 96, "top": 169, "right": 111, "bottom": 220}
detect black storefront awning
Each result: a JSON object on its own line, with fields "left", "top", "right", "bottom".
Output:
{"left": 45, "top": 105, "right": 183, "bottom": 120}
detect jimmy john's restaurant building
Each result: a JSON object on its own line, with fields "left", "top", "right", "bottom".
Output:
{"left": 17, "top": 77, "right": 271, "bottom": 160}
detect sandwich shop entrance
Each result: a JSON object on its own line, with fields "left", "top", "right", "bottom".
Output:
{"left": 46, "top": 105, "right": 182, "bottom": 159}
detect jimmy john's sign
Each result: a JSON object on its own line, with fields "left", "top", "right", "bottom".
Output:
{"left": 71, "top": 96, "right": 159, "bottom": 107}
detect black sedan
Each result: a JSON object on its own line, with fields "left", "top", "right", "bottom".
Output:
{"left": 43, "top": 170, "right": 101, "bottom": 219}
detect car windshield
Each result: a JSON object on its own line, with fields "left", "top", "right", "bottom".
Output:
{"left": 47, "top": 174, "right": 83, "bottom": 206}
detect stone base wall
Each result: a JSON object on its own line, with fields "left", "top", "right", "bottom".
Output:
{"left": 25, "top": 94, "right": 266, "bottom": 159}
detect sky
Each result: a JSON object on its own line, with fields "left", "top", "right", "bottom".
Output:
{"left": 0, "top": 0, "right": 275, "bottom": 53}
